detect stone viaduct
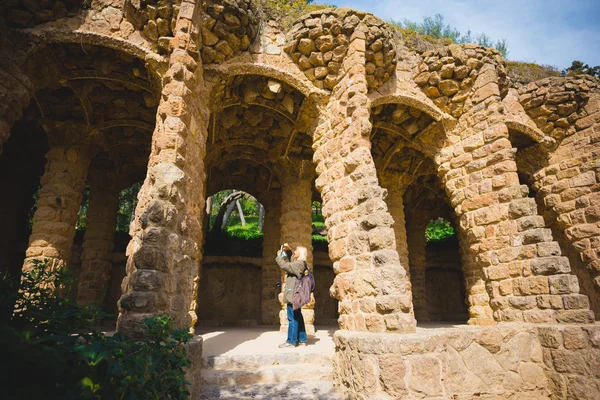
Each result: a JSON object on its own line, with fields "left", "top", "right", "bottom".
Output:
{"left": 0, "top": 0, "right": 599, "bottom": 398}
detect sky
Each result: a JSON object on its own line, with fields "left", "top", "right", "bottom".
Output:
{"left": 327, "top": 0, "right": 600, "bottom": 69}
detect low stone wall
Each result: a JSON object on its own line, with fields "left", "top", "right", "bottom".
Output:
{"left": 333, "top": 323, "right": 600, "bottom": 399}
{"left": 184, "top": 335, "right": 204, "bottom": 400}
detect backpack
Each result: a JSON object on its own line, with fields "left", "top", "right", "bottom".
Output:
{"left": 292, "top": 263, "right": 315, "bottom": 311}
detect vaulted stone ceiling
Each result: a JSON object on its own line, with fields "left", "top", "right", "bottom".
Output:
{"left": 23, "top": 43, "right": 157, "bottom": 184}
{"left": 206, "top": 74, "right": 314, "bottom": 199}
{"left": 370, "top": 103, "right": 438, "bottom": 187}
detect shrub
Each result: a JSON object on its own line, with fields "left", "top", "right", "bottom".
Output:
{"left": 425, "top": 218, "right": 456, "bottom": 243}
{"left": 0, "top": 260, "right": 192, "bottom": 399}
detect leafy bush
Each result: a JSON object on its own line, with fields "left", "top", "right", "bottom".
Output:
{"left": 425, "top": 218, "right": 456, "bottom": 243}
{"left": 390, "top": 13, "right": 508, "bottom": 57}
{"left": 226, "top": 217, "right": 264, "bottom": 240}
{"left": 506, "top": 61, "right": 561, "bottom": 83}
{"left": 0, "top": 260, "right": 192, "bottom": 399}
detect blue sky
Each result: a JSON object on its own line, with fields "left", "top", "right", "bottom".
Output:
{"left": 327, "top": 0, "right": 600, "bottom": 69}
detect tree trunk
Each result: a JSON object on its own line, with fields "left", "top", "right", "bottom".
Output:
{"left": 236, "top": 199, "right": 246, "bottom": 226}
{"left": 212, "top": 191, "right": 243, "bottom": 234}
{"left": 258, "top": 203, "right": 265, "bottom": 232}
{"left": 204, "top": 196, "right": 213, "bottom": 232}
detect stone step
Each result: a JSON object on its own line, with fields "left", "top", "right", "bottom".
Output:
{"left": 200, "top": 380, "right": 342, "bottom": 400}
{"left": 202, "top": 352, "right": 332, "bottom": 370}
{"left": 201, "top": 363, "right": 333, "bottom": 387}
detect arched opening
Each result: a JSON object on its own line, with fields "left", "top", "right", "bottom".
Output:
{"left": 4, "top": 42, "right": 157, "bottom": 331}
{"left": 199, "top": 73, "right": 332, "bottom": 357}
{"left": 200, "top": 189, "right": 265, "bottom": 326}
{"left": 509, "top": 125, "right": 599, "bottom": 319}
{"left": 370, "top": 101, "right": 473, "bottom": 326}
{"left": 0, "top": 116, "right": 48, "bottom": 278}
{"left": 423, "top": 218, "right": 468, "bottom": 323}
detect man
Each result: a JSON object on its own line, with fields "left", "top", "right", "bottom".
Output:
{"left": 276, "top": 243, "right": 308, "bottom": 347}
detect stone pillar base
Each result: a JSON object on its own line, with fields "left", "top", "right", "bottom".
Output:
{"left": 333, "top": 323, "right": 600, "bottom": 399}
{"left": 184, "top": 335, "right": 203, "bottom": 399}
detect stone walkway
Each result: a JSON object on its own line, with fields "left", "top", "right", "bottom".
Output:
{"left": 198, "top": 325, "right": 337, "bottom": 357}
{"left": 198, "top": 326, "right": 340, "bottom": 400}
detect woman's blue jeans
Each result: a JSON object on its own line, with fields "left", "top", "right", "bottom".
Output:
{"left": 286, "top": 303, "right": 307, "bottom": 345}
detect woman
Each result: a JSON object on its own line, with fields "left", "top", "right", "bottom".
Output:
{"left": 276, "top": 243, "right": 308, "bottom": 348}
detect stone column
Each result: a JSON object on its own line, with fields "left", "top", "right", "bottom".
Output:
{"left": 23, "top": 145, "right": 91, "bottom": 272}
{"left": 117, "top": 2, "right": 207, "bottom": 338}
{"left": 279, "top": 175, "right": 315, "bottom": 335}
{"left": 406, "top": 221, "right": 430, "bottom": 322}
{"left": 384, "top": 187, "right": 411, "bottom": 274}
{"left": 261, "top": 192, "right": 282, "bottom": 325}
{"left": 76, "top": 169, "right": 120, "bottom": 306}
{"left": 437, "top": 62, "right": 593, "bottom": 325}
{"left": 313, "top": 24, "right": 416, "bottom": 333}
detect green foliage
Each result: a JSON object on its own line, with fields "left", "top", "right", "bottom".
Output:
{"left": 390, "top": 13, "right": 509, "bottom": 57}
{"left": 240, "top": 196, "right": 259, "bottom": 216}
{"left": 0, "top": 260, "right": 192, "bottom": 399}
{"left": 425, "top": 218, "right": 456, "bottom": 243}
{"left": 565, "top": 60, "right": 600, "bottom": 78}
{"left": 225, "top": 216, "right": 264, "bottom": 240}
{"left": 506, "top": 61, "right": 561, "bottom": 83}
{"left": 116, "top": 182, "right": 142, "bottom": 233}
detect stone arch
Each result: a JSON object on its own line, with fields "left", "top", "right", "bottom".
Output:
{"left": 371, "top": 94, "right": 446, "bottom": 123}
{"left": 27, "top": 30, "right": 159, "bottom": 68}
{"left": 206, "top": 62, "right": 322, "bottom": 112}
{"left": 505, "top": 120, "right": 547, "bottom": 145}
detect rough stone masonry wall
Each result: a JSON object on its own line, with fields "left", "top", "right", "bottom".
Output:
{"left": 117, "top": 0, "right": 208, "bottom": 338}
{"left": 313, "top": 21, "right": 416, "bottom": 333}
{"left": 333, "top": 323, "right": 600, "bottom": 399}
{"left": 432, "top": 59, "right": 593, "bottom": 325}
{"left": 23, "top": 145, "right": 91, "bottom": 272}
{"left": 517, "top": 77, "right": 600, "bottom": 318}
{"left": 279, "top": 175, "right": 315, "bottom": 335}
{"left": 76, "top": 170, "right": 120, "bottom": 306}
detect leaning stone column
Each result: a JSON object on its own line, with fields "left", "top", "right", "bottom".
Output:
{"left": 76, "top": 169, "right": 120, "bottom": 306}
{"left": 279, "top": 174, "right": 315, "bottom": 335}
{"left": 313, "top": 24, "right": 416, "bottom": 333}
{"left": 23, "top": 145, "right": 91, "bottom": 272}
{"left": 117, "top": 2, "right": 207, "bottom": 338}
{"left": 436, "top": 61, "right": 593, "bottom": 324}
{"left": 261, "top": 192, "right": 282, "bottom": 325}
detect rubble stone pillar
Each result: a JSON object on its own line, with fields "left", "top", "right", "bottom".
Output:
{"left": 437, "top": 63, "right": 593, "bottom": 325}
{"left": 76, "top": 169, "right": 120, "bottom": 306}
{"left": 117, "top": 1, "right": 207, "bottom": 338}
{"left": 261, "top": 192, "right": 282, "bottom": 325}
{"left": 313, "top": 23, "right": 416, "bottom": 333}
{"left": 23, "top": 145, "right": 91, "bottom": 271}
{"left": 406, "top": 221, "right": 430, "bottom": 322}
{"left": 279, "top": 175, "right": 315, "bottom": 335}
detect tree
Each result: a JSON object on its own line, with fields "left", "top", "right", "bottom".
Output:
{"left": 565, "top": 60, "right": 600, "bottom": 78}
{"left": 391, "top": 13, "right": 509, "bottom": 57}
{"left": 211, "top": 191, "right": 245, "bottom": 235}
